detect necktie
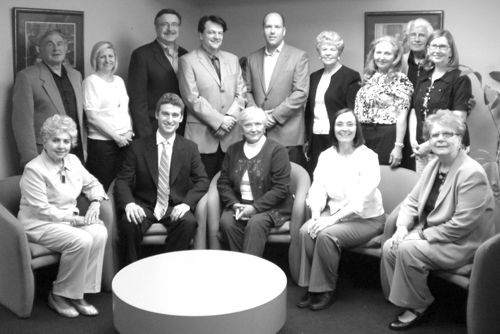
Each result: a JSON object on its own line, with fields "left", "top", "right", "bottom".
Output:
{"left": 211, "top": 56, "right": 221, "bottom": 80}
{"left": 154, "top": 142, "right": 170, "bottom": 220}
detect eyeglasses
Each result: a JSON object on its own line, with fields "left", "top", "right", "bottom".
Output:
{"left": 430, "top": 131, "right": 458, "bottom": 140}
{"left": 157, "top": 22, "right": 179, "bottom": 28}
{"left": 428, "top": 44, "right": 449, "bottom": 51}
{"left": 408, "top": 33, "right": 427, "bottom": 39}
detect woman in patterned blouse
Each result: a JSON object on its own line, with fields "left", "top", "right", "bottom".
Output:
{"left": 354, "top": 36, "right": 414, "bottom": 166}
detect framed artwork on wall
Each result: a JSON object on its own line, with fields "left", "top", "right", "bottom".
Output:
{"left": 364, "top": 10, "right": 443, "bottom": 63}
{"left": 13, "top": 7, "right": 84, "bottom": 77}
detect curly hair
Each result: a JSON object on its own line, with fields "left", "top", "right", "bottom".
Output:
{"left": 363, "top": 35, "right": 404, "bottom": 82}
{"left": 40, "top": 115, "right": 78, "bottom": 147}
{"left": 316, "top": 30, "right": 345, "bottom": 55}
{"left": 423, "top": 109, "right": 466, "bottom": 141}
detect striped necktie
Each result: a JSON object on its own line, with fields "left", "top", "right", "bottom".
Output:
{"left": 154, "top": 142, "right": 170, "bottom": 220}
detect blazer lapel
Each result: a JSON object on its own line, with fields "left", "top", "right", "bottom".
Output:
{"left": 65, "top": 65, "right": 84, "bottom": 126}
{"left": 39, "top": 63, "right": 65, "bottom": 115}
{"left": 169, "top": 136, "right": 184, "bottom": 184}
{"left": 144, "top": 136, "right": 159, "bottom": 188}
{"left": 197, "top": 48, "right": 221, "bottom": 86}
{"left": 267, "top": 44, "right": 289, "bottom": 93}
{"left": 433, "top": 150, "right": 467, "bottom": 210}
{"left": 256, "top": 48, "right": 266, "bottom": 95}
{"left": 152, "top": 41, "right": 175, "bottom": 74}
{"left": 417, "top": 158, "right": 439, "bottom": 219}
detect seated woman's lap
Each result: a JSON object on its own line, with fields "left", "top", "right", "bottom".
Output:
{"left": 29, "top": 223, "right": 107, "bottom": 253}
{"left": 220, "top": 209, "right": 274, "bottom": 233}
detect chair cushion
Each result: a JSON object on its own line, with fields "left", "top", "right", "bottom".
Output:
{"left": 355, "top": 234, "right": 382, "bottom": 248}
{"left": 29, "top": 242, "right": 58, "bottom": 258}
{"left": 269, "top": 220, "right": 290, "bottom": 235}
{"left": 145, "top": 223, "right": 167, "bottom": 236}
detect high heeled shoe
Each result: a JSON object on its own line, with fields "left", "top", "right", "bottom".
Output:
{"left": 69, "top": 299, "right": 99, "bottom": 316}
{"left": 48, "top": 292, "right": 79, "bottom": 318}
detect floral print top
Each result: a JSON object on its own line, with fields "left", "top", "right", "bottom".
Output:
{"left": 354, "top": 72, "right": 414, "bottom": 124}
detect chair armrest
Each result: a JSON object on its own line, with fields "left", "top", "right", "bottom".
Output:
{"left": 0, "top": 204, "right": 35, "bottom": 318}
{"left": 207, "top": 174, "right": 222, "bottom": 249}
{"left": 193, "top": 194, "right": 207, "bottom": 249}
{"left": 467, "top": 234, "right": 500, "bottom": 334}
{"left": 380, "top": 204, "right": 401, "bottom": 300}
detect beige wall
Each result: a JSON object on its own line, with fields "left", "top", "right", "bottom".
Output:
{"left": 1, "top": 0, "right": 499, "bottom": 178}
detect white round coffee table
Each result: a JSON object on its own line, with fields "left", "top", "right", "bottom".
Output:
{"left": 112, "top": 250, "right": 287, "bottom": 334}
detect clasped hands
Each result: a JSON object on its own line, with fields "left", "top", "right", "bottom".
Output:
{"left": 116, "top": 130, "right": 134, "bottom": 147}
{"left": 307, "top": 210, "right": 340, "bottom": 239}
{"left": 125, "top": 202, "right": 190, "bottom": 224}
{"left": 232, "top": 203, "right": 256, "bottom": 221}
{"left": 214, "top": 115, "right": 237, "bottom": 137}
{"left": 410, "top": 140, "right": 431, "bottom": 158}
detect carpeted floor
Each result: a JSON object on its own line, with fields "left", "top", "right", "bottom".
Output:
{"left": 0, "top": 245, "right": 468, "bottom": 334}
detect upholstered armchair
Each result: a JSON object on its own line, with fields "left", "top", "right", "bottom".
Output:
{"left": 105, "top": 180, "right": 208, "bottom": 274}
{"left": 207, "top": 162, "right": 311, "bottom": 284}
{"left": 0, "top": 175, "right": 113, "bottom": 318}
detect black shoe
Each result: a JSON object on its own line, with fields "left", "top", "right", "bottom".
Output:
{"left": 389, "top": 309, "right": 426, "bottom": 331}
{"left": 296, "top": 291, "right": 314, "bottom": 308}
{"left": 309, "top": 290, "right": 337, "bottom": 311}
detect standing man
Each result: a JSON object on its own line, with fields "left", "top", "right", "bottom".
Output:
{"left": 12, "top": 30, "right": 86, "bottom": 168}
{"left": 128, "top": 9, "right": 188, "bottom": 138}
{"left": 114, "top": 93, "right": 209, "bottom": 265}
{"left": 245, "top": 12, "right": 309, "bottom": 165}
{"left": 178, "top": 15, "right": 246, "bottom": 180}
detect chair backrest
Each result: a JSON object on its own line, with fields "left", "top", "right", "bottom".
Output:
{"left": 0, "top": 176, "right": 22, "bottom": 216}
{"left": 379, "top": 166, "right": 420, "bottom": 215}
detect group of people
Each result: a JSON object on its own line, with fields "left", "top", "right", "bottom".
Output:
{"left": 10, "top": 7, "right": 494, "bottom": 332}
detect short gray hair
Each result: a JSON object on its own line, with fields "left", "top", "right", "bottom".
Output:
{"left": 237, "top": 106, "right": 268, "bottom": 125}
{"left": 40, "top": 115, "right": 78, "bottom": 147}
{"left": 37, "top": 30, "right": 67, "bottom": 47}
{"left": 316, "top": 31, "right": 345, "bottom": 55}
{"left": 423, "top": 109, "right": 466, "bottom": 141}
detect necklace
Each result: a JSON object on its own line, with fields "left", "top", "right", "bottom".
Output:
{"left": 438, "top": 167, "right": 448, "bottom": 192}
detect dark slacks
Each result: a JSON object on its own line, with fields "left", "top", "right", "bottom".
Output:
{"left": 201, "top": 144, "right": 225, "bottom": 180}
{"left": 286, "top": 145, "right": 305, "bottom": 166}
{"left": 118, "top": 204, "right": 198, "bottom": 266}
{"left": 219, "top": 209, "right": 274, "bottom": 257}
{"left": 86, "top": 139, "right": 128, "bottom": 192}
{"left": 361, "top": 123, "right": 396, "bottom": 166}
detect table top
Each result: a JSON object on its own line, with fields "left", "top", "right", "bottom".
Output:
{"left": 112, "top": 249, "right": 287, "bottom": 317}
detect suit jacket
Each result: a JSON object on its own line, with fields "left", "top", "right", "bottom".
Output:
{"left": 397, "top": 150, "right": 495, "bottom": 269}
{"left": 12, "top": 62, "right": 86, "bottom": 168}
{"left": 178, "top": 48, "right": 246, "bottom": 154}
{"left": 305, "top": 66, "right": 361, "bottom": 151}
{"left": 246, "top": 43, "right": 309, "bottom": 146}
{"left": 128, "top": 40, "right": 188, "bottom": 138}
{"left": 114, "top": 133, "right": 209, "bottom": 213}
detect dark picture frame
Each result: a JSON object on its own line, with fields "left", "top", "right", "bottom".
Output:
{"left": 364, "top": 10, "right": 443, "bottom": 63}
{"left": 13, "top": 7, "right": 84, "bottom": 76}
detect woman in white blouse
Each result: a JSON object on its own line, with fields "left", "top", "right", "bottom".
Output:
{"left": 83, "top": 41, "right": 133, "bottom": 191}
{"left": 297, "top": 108, "right": 385, "bottom": 311}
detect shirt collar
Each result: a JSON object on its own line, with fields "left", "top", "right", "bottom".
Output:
{"left": 40, "top": 149, "right": 71, "bottom": 176}
{"left": 201, "top": 46, "right": 220, "bottom": 60}
{"left": 43, "top": 61, "right": 67, "bottom": 77}
{"left": 265, "top": 41, "right": 284, "bottom": 56}
{"left": 156, "top": 131, "right": 176, "bottom": 147}
{"left": 157, "top": 39, "right": 178, "bottom": 54}
{"left": 422, "top": 69, "right": 454, "bottom": 84}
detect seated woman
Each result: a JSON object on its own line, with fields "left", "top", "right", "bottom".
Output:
{"left": 83, "top": 41, "right": 133, "bottom": 191}
{"left": 217, "top": 106, "right": 294, "bottom": 257}
{"left": 383, "top": 110, "right": 494, "bottom": 330}
{"left": 354, "top": 36, "right": 414, "bottom": 167}
{"left": 18, "top": 115, "right": 108, "bottom": 318}
{"left": 297, "top": 108, "right": 385, "bottom": 311}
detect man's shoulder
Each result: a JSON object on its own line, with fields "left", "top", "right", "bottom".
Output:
{"left": 130, "top": 133, "right": 155, "bottom": 150}
{"left": 283, "top": 43, "right": 307, "bottom": 57}
{"left": 174, "top": 135, "right": 199, "bottom": 151}
{"left": 132, "top": 40, "right": 157, "bottom": 54}
{"left": 218, "top": 50, "right": 239, "bottom": 62}
{"left": 16, "top": 62, "right": 43, "bottom": 78}
{"left": 248, "top": 47, "right": 266, "bottom": 58}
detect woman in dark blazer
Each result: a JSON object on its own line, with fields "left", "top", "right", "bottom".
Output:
{"left": 382, "top": 110, "right": 494, "bottom": 330}
{"left": 305, "top": 30, "right": 361, "bottom": 177}
{"left": 218, "top": 106, "right": 294, "bottom": 257}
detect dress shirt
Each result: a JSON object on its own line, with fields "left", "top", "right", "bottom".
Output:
{"left": 264, "top": 41, "right": 284, "bottom": 92}
{"left": 307, "top": 145, "right": 384, "bottom": 218}
{"left": 157, "top": 39, "right": 179, "bottom": 74}
{"left": 156, "top": 131, "right": 175, "bottom": 171}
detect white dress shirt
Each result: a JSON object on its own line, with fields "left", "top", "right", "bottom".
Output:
{"left": 264, "top": 41, "right": 284, "bottom": 92}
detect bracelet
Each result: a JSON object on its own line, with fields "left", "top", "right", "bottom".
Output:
{"left": 91, "top": 198, "right": 102, "bottom": 204}
{"left": 395, "top": 142, "right": 404, "bottom": 148}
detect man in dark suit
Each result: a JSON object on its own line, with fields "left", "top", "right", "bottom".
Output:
{"left": 114, "top": 93, "right": 209, "bottom": 265}
{"left": 245, "top": 12, "right": 309, "bottom": 165}
{"left": 128, "top": 9, "right": 188, "bottom": 138}
{"left": 12, "top": 30, "right": 86, "bottom": 168}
